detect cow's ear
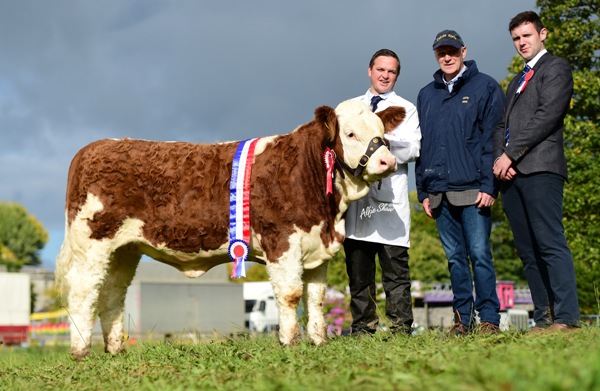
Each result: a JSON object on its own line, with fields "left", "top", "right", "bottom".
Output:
{"left": 376, "top": 106, "right": 406, "bottom": 134}
{"left": 314, "top": 105, "right": 338, "bottom": 141}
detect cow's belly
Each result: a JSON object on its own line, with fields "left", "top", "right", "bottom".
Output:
{"left": 138, "top": 241, "right": 268, "bottom": 277}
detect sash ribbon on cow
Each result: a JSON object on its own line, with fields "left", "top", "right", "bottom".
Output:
{"left": 323, "top": 136, "right": 388, "bottom": 194}
{"left": 228, "top": 138, "right": 260, "bottom": 278}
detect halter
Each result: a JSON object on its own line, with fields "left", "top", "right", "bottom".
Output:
{"left": 333, "top": 136, "right": 388, "bottom": 179}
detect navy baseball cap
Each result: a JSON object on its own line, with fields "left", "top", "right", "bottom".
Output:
{"left": 432, "top": 30, "right": 464, "bottom": 50}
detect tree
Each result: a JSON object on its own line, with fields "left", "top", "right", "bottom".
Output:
{"left": 0, "top": 202, "right": 48, "bottom": 271}
{"left": 407, "top": 191, "right": 449, "bottom": 282}
{"left": 490, "top": 206, "right": 527, "bottom": 285}
{"left": 538, "top": 0, "right": 600, "bottom": 313}
{"left": 497, "top": 1, "right": 600, "bottom": 312}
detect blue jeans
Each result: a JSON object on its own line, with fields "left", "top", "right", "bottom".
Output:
{"left": 434, "top": 199, "right": 500, "bottom": 327}
{"left": 501, "top": 172, "right": 580, "bottom": 327}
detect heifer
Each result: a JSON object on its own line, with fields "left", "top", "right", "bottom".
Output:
{"left": 55, "top": 99, "right": 405, "bottom": 360}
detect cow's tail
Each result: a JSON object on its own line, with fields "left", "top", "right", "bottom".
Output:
{"left": 54, "top": 224, "right": 73, "bottom": 301}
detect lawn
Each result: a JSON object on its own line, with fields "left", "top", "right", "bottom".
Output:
{"left": 1, "top": 327, "right": 599, "bottom": 390}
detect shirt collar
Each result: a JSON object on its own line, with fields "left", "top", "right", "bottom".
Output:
{"left": 367, "top": 90, "right": 393, "bottom": 101}
{"left": 443, "top": 64, "right": 468, "bottom": 92}
{"left": 526, "top": 49, "right": 547, "bottom": 69}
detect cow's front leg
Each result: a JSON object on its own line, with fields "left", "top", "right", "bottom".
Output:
{"left": 303, "top": 262, "right": 328, "bottom": 345}
{"left": 266, "top": 257, "right": 303, "bottom": 345}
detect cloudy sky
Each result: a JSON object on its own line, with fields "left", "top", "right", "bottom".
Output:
{"left": 1, "top": 1, "right": 536, "bottom": 269}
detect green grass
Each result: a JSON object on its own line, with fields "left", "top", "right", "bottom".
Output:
{"left": 1, "top": 328, "right": 600, "bottom": 391}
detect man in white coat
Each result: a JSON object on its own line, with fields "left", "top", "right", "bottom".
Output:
{"left": 344, "top": 48, "right": 421, "bottom": 336}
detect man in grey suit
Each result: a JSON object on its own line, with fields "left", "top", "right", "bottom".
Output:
{"left": 493, "top": 11, "right": 580, "bottom": 332}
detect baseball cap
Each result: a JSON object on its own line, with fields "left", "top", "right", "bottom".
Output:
{"left": 432, "top": 30, "right": 464, "bottom": 50}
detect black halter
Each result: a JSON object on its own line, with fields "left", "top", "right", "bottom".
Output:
{"left": 333, "top": 136, "right": 388, "bottom": 179}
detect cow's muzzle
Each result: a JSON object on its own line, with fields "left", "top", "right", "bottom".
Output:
{"left": 334, "top": 136, "right": 390, "bottom": 179}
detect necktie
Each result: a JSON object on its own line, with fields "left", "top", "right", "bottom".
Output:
{"left": 370, "top": 95, "right": 383, "bottom": 112}
{"left": 515, "top": 65, "right": 532, "bottom": 95}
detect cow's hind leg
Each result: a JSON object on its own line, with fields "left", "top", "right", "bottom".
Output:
{"left": 64, "top": 246, "right": 112, "bottom": 361}
{"left": 266, "top": 257, "right": 304, "bottom": 345}
{"left": 302, "top": 262, "right": 328, "bottom": 345}
{"left": 97, "top": 244, "right": 141, "bottom": 355}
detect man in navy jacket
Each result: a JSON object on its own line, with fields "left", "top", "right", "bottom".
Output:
{"left": 493, "top": 11, "right": 580, "bottom": 332}
{"left": 416, "top": 30, "right": 505, "bottom": 335}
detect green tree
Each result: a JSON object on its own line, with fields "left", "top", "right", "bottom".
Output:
{"left": 490, "top": 200, "right": 527, "bottom": 285}
{"left": 326, "top": 247, "right": 349, "bottom": 293}
{"left": 538, "top": 0, "right": 600, "bottom": 314}
{"left": 497, "top": 1, "right": 600, "bottom": 312}
{"left": 408, "top": 191, "right": 449, "bottom": 282}
{"left": 0, "top": 202, "right": 48, "bottom": 271}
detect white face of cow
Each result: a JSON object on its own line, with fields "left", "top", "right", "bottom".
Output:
{"left": 335, "top": 100, "right": 397, "bottom": 183}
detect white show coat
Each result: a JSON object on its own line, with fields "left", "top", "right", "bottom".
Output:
{"left": 344, "top": 90, "right": 421, "bottom": 247}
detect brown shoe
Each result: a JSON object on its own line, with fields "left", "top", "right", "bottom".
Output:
{"left": 529, "top": 326, "right": 548, "bottom": 334}
{"left": 448, "top": 322, "right": 468, "bottom": 336}
{"left": 479, "top": 322, "right": 500, "bottom": 335}
{"left": 545, "top": 323, "right": 580, "bottom": 333}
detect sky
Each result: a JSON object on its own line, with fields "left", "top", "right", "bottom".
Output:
{"left": 0, "top": 1, "right": 536, "bottom": 270}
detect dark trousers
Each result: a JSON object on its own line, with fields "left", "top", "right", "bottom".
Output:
{"left": 501, "top": 172, "right": 580, "bottom": 327}
{"left": 344, "top": 238, "right": 413, "bottom": 334}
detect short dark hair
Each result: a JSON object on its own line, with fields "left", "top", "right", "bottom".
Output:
{"left": 369, "top": 49, "right": 400, "bottom": 74}
{"left": 509, "top": 11, "right": 545, "bottom": 33}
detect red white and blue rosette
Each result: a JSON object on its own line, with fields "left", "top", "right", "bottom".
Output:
{"left": 228, "top": 239, "right": 250, "bottom": 277}
{"left": 228, "top": 138, "right": 259, "bottom": 278}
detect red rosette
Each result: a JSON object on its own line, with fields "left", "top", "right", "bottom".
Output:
{"left": 228, "top": 239, "right": 249, "bottom": 262}
{"left": 324, "top": 148, "right": 335, "bottom": 195}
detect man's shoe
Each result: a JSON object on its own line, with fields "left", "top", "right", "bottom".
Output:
{"left": 390, "top": 325, "right": 413, "bottom": 336}
{"left": 349, "top": 329, "right": 375, "bottom": 338}
{"left": 545, "top": 323, "right": 580, "bottom": 333}
{"left": 448, "top": 322, "right": 468, "bottom": 336}
{"left": 479, "top": 322, "right": 500, "bottom": 335}
{"left": 528, "top": 326, "right": 548, "bottom": 334}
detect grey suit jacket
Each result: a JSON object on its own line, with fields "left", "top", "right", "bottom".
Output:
{"left": 493, "top": 52, "right": 573, "bottom": 180}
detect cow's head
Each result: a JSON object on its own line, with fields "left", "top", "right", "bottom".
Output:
{"left": 328, "top": 99, "right": 405, "bottom": 184}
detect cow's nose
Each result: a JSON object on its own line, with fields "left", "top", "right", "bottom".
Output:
{"left": 378, "top": 155, "right": 397, "bottom": 172}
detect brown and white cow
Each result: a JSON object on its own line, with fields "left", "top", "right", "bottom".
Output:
{"left": 55, "top": 99, "right": 405, "bottom": 360}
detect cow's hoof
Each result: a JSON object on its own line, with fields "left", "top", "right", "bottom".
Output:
{"left": 311, "top": 336, "right": 329, "bottom": 346}
{"left": 104, "top": 345, "right": 125, "bottom": 355}
{"left": 279, "top": 333, "right": 302, "bottom": 346}
{"left": 71, "top": 348, "right": 90, "bottom": 362}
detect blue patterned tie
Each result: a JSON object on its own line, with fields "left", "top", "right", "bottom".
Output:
{"left": 370, "top": 95, "right": 383, "bottom": 112}
{"left": 515, "top": 65, "right": 532, "bottom": 95}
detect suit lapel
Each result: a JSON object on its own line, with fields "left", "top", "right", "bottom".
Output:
{"left": 504, "top": 53, "right": 549, "bottom": 121}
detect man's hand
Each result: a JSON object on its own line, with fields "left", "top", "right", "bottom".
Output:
{"left": 494, "top": 153, "right": 517, "bottom": 181}
{"left": 422, "top": 197, "right": 434, "bottom": 218}
{"left": 475, "top": 192, "right": 495, "bottom": 208}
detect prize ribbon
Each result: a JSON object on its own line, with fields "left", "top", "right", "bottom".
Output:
{"left": 228, "top": 138, "right": 259, "bottom": 278}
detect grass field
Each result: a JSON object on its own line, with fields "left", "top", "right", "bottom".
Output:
{"left": 1, "top": 327, "right": 600, "bottom": 391}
